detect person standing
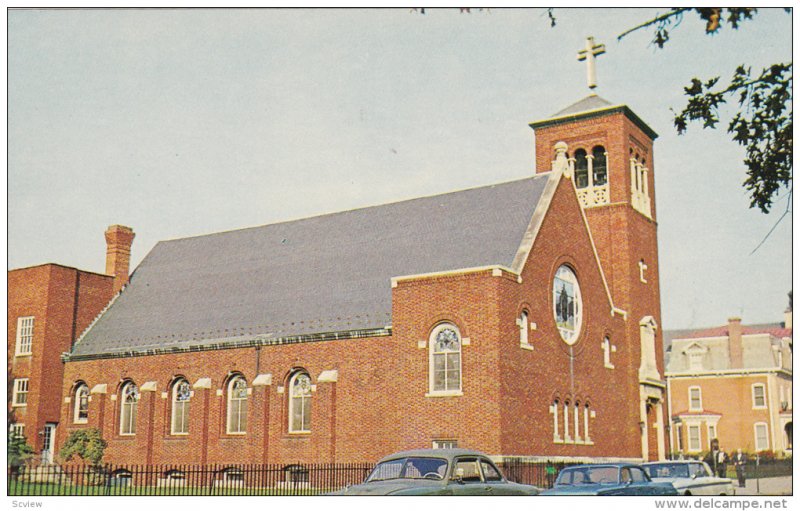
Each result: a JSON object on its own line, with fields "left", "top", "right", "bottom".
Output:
{"left": 715, "top": 446, "right": 729, "bottom": 478}
{"left": 703, "top": 439, "right": 721, "bottom": 476}
{"left": 733, "top": 449, "right": 747, "bottom": 487}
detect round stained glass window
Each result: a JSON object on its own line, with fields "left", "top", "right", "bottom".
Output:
{"left": 553, "top": 265, "right": 582, "bottom": 345}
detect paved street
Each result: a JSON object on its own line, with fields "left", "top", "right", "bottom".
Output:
{"left": 733, "top": 476, "right": 792, "bottom": 496}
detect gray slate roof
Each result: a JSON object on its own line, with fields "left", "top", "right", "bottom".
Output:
{"left": 72, "top": 175, "right": 552, "bottom": 357}
{"left": 552, "top": 94, "right": 614, "bottom": 117}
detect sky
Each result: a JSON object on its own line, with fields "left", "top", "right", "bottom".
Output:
{"left": 7, "top": 7, "right": 794, "bottom": 331}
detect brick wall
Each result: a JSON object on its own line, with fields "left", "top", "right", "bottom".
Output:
{"left": 8, "top": 264, "right": 114, "bottom": 452}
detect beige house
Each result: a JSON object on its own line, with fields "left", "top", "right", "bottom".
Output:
{"left": 665, "top": 312, "right": 792, "bottom": 457}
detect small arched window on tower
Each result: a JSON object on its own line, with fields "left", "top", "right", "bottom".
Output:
{"left": 592, "top": 146, "right": 607, "bottom": 186}
{"left": 574, "top": 149, "right": 589, "bottom": 189}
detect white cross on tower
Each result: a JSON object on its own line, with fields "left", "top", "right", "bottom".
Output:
{"left": 577, "top": 36, "right": 606, "bottom": 90}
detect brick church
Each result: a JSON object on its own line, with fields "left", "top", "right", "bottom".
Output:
{"left": 16, "top": 42, "right": 669, "bottom": 467}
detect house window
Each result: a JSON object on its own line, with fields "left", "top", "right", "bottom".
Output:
{"left": 592, "top": 146, "right": 607, "bottom": 186}
{"left": 429, "top": 323, "right": 462, "bottom": 394}
{"left": 689, "top": 387, "right": 702, "bottom": 411}
{"left": 9, "top": 423, "right": 25, "bottom": 439}
{"left": 707, "top": 424, "right": 717, "bottom": 442}
{"left": 433, "top": 439, "right": 458, "bottom": 449}
{"left": 553, "top": 266, "right": 582, "bottom": 345}
{"left": 120, "top": 382, "right": 139, "bottom": 435}
{"left": 563, "top": 400, "right": 571, "bottom": 442}
{"left": 12, "top": 379, "right": 29, "bottom": 407}
{"left": 171, "top": 379, "right": 191, "bottom": 435}
{"left": 74, "top": 383, "right": 89, "bottom": 423}
{"left": 15, "top": 317, "right": 34, "bottom": 356}
{"left": 754, "top": 423, "right": 769, "bottom": 451}
{"left": 288, "top": 371, "right": 312, "bottom": 433}
{"left": 227, "top": 376, "right": 248, "bottom": 434}
{"left": 752, "top": 384, "right": 767, "bottom": 409}
{"left": 688, "top": 424, "right": 701, "bottom": 451}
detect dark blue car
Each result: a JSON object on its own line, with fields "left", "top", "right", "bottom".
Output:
{"left": 541, "top": 463, "right": 678, "bottom": 496}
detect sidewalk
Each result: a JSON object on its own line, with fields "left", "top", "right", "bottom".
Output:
{"left": 733, "top": 476, "right": 793, "bottom": 496}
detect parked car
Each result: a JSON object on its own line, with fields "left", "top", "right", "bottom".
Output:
{"left": 642, "top": 460, "right": 735, "bottom": 496}
{"left": 540, "top": 463, "right": 678, "bottom": 496}
{"left": 327, "top": 448, "right": 541, "bottom": 495}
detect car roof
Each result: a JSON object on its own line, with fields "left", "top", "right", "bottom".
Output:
{"left": 377, "top": 449, "right": 490, "bottom": 462}
{"left": 642, "top": 460, "right": 703, "bottom": 465}
{"left": 561, "top": 463, "right": 632, "bottom": 469}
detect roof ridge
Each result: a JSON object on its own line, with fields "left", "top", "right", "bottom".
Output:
{"left": 159, "top": 174, "right": 551, "bottom": 244}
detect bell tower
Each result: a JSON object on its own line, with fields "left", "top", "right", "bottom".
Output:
{"left": 528, "top": 37, "right": 667, "bottom": 461}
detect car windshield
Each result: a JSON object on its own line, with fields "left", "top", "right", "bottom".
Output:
{"left": 366, "top": 457, "right": 449, "bottom": 482}
{"left": 645, "top": 463, "right": 690, "bottom": 479}
{"left": 555, "top": 466, "right": 619, "bottom": 486}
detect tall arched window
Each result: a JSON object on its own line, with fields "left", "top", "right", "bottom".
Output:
{"left": 574, "top": 149, "right": 589, "bottom": 188}
{"left": 171, "top": 378, "right": 191, "bottom": 435}
{"left": 120, "top": 381, "right": 139, "bottom": 435}
{"left": 226, "top": 375, "right": 248, "bottom": 434}
{"left": 73, "top": 383, "right": 89, "bottom": 424}
{"left": 592, "top": 146, "right": 607, "bottom": 185}
{"left": 552, "top": 399, "right": 561, "bottom": 442}
{"left": 429, "top": 323, "right": 462, "bottom": 394}
{"left": 288, "top": 371, "right": 312, "bottom": 433}
{"left": 519, "top": 311, "right": 529, "bottom": 345}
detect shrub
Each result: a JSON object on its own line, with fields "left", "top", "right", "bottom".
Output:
{"left": 60, "top": 428, "right": 107, "bottom": 466}
{"left": 8, "top": 434, "right": 34, "bottom": 470}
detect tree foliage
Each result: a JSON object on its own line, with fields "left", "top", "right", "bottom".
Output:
{"left": 617, "top": 8, "right": 792, "bottom": 213}
{"left": 60, "top": 428, "right": 107, "bottom": 466}
{"left": 8, "top": 434, "right": 35, "bottom": 468}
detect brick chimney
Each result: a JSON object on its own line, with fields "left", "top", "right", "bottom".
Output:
{"left": 105, "top": 225, "right": 135, "bottom": 293}
{"left": 727, "top": 317, "right": 743, "bottom": 369}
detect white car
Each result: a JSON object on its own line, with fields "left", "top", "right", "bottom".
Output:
{"left": 642, "top": 460, "right": 735, "bottom": 496}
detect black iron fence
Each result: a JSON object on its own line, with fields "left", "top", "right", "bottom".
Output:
{"left": 500, "top": 458, "right": 580, "bottom": 488}
{"left": 7, "top": 458, "right": 576, "bottom": 496}
{"left": 8, "top": 462, "right": 373, "bottom": 496}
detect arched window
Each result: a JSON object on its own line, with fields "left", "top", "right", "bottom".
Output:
{"left": 120, "top": 381, "right": 139, "bottom": 435}
{"left": 574, "top": 149, "right": 589, "bottom": 188}
{"left": 519, "top": 310, "right": 529, "bottom": 346}
{"left": 226, "top": 375, "right": 248, "bottom": 434}
{"left": 552, "top": 399, "right": 560, "bottom": 442}
{"left": 171, "top": 378, "right": 191, "bottom": 435}
{"left": 592, "top": 146, "right": 607, "bottom": 186}
{"left": 288, "top": 371, "right": 312, "bottom": 433}
{"left": 584, "top": 403, "right": 592, "bottom": 443}
{"left": 74, "top": 383, "right": 89, "bottom": 424}
{"left": 429, "top": 323, "right": 462, "bottom": 394}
